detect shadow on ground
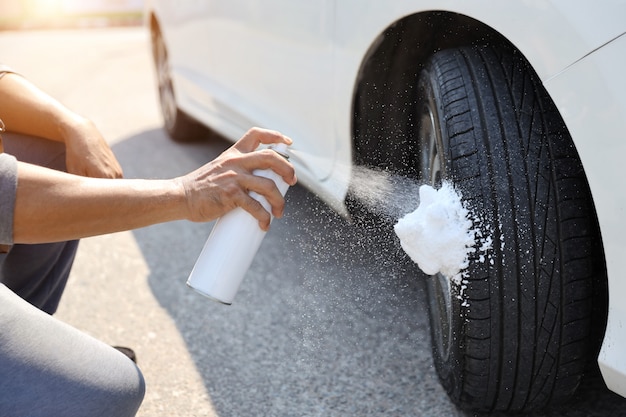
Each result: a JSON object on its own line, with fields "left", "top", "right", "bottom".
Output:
{"left": 112, "top": 128, "right": 626, "bottom": 417}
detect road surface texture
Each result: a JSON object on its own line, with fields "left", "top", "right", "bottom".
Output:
{"left": 1, "top": 27, "right": 625, "bottom": 417}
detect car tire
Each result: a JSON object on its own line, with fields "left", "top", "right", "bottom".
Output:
{"left": 151, "top": 25, "right": 208, "bottom": 142}
{"left": 416, "top": 46, "right": 606, "bottom": 412}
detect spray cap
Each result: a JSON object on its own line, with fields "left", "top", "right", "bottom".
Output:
{"left": 269, "top": 143, "right": 290, "bottom": 160}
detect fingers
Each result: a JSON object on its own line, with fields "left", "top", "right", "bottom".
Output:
{"left": 192, "top": 174, "right": 282, "bottom": 231}
{"left": 63, "top": 120, "right": 124, "bottom": 179}
{"left": 182, "top": 127, "right": 297, "bottom": 228}
{"left": 233, "top": 127, "right": 293, "bottom": 153}
{"left": 222, "top": 173, "right": 287, "bottom": 231}
{"left": 233, "top": 147, "right": 296, "bottom": 229}
{"left": 243, "top": 174, "right": 287, "bottom": 217}
{"left": 239, "top": 195, "right": 273, "bottom": 231}
{"left": 223, "top": 126, "right": 297, "bottom": 187}
{"left": 239, "top": 148, "right": 297, "bottom": 187}
{"left": 66, "top": 155, "right": 124, "bottom": 179}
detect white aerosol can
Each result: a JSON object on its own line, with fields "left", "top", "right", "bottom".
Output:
{"left": 186, "top": 143, "right": 291, "bottom": 304}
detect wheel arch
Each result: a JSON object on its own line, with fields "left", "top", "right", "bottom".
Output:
{"left": 351, "top": 11, "right": 540, "bottom": 175}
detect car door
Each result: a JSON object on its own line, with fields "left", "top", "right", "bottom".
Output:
{"left": 205, "top": 0, "right": 336, "bottom": 181}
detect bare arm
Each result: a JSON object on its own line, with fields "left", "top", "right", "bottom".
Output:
{"left": 14, "top": 162, "right": 183, "bottom": 243}
{"left": 0, "top": 71, "right": 123, "bottom": 178}
{"left": 12, "top": 128, "right": 297, "bottom": 244}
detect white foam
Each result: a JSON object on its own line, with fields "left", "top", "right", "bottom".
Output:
{"left": 394, "top": 182, "right": 485, "bottom": 282}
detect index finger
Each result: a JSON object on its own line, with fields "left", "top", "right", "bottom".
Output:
{"left": 233, "top": 127, "right": 293, "bottom": 153}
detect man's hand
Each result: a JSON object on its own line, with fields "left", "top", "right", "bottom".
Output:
{"left": 63, "top": 118, "right": 123, "bottom": 179}
{"left": 0, "top": 72, "right": 122, "bottom": 179}
{"left": 177, "top": 127, "right": 298, "bottom": 230}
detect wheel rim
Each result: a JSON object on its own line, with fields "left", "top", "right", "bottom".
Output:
{"left": 154, "top": 31, "right": 178, "bottom": 132}
{"left": 418, "top": 94, "right": 453, "bottom": 362}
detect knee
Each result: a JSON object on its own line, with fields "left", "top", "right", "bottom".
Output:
{"left": 100, "top": 360, "right": 146, "bottom": 417}
{"left": 72, "top": 350, "right": 146, "bottom": 417}
{"left": 0, "top": 351, "right": 146, "bottom": 417}
{"left": 119, "top": 370, "right": 146, "bottom": 417}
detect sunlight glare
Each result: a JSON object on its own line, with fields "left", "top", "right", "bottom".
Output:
{"left": 28, "top": 0, "right": 63, "bottom": 18}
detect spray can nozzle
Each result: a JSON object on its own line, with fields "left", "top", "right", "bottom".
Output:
{"left": 268, "top": 143, "right": 290, "bottom": 160}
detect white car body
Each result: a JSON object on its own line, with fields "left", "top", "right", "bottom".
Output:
{"left": 145, "top": 0, "right": 626, "bottom": 401}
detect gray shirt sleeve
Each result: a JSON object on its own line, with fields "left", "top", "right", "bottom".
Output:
{"left": 0, "top": 152, "right": 18, "bottom": 244}
{"left": 0, "top": 65, "right": 20, "bottom": 244}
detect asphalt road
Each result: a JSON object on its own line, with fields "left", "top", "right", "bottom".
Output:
{"left": 2, "top": 27, "right": 626, "bottom": 417}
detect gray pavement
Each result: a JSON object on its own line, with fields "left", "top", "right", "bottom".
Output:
{"left": 2, "top": 27, "right": 626, "bottom": 417}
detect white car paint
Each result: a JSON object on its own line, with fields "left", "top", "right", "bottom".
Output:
{"left": 544, "top": 33, "right": 626, "bottom": 399}
{"left": 145, "top": 0, "right": 626, "bottom": 400}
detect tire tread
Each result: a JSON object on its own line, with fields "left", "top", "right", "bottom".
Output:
{"left": 422, "top": 45, "right": 606, "bottom": 412}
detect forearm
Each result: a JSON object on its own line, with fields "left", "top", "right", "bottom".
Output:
{"left": 0, "top": 72, "right": 82, "bottom": 141}
{"left": 8, "top": 127, "right": 296, "bottom": 243}
{"left": 13, "top": 162, "right": 187, "bottom": 243}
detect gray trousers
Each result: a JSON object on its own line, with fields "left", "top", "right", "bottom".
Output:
{"left": 0, "top": 134, "right": 145, "bottom": 417}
